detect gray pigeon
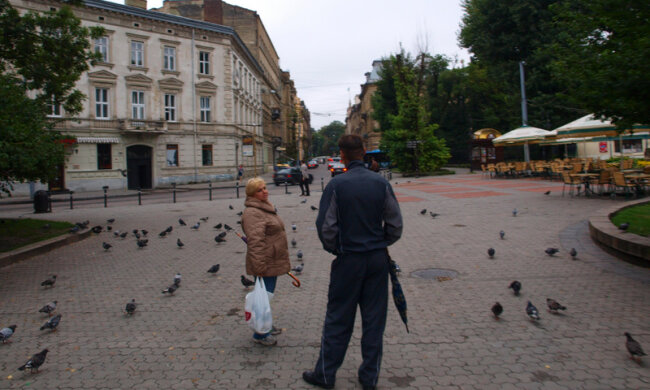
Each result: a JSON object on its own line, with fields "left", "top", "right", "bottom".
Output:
{"left": 429, "top": 212, "right": 439, "bottom": 218}
{"left": 214, "top": 236, "right": 226, "bottom": 244}
{"left": 40, "top": 314, "right": 62, "bottom": 331}
{"left": 18, "top": 349, "right": 49, "bottom": 373}
{"left": 0, "top": 325, "right": 16, "bottom": 343}
{"left": 526, "top": 301, "right": 540, "bottom": 321}
{"left": 625, "top": 332, "right": 646, "bottom": 360}
{"left": 190, "top": 222, "right": 200, "bottom": 230}
{"left": 162, "top": 285, "right": 177, "bottom": 295}
{"left": 491, "top": 302, "right": 503, "bottom": 319}
{"left": 499, "top": 230, "right": 505, "bottom": 240}
{"left": 179, "top": 218, "right": 187, "bottom": 226}
{"left": 570, "top": 248, "right": 577, "bottom": 259}
{"left": 241, "top": 275, "right": 254, "bottom": 288}
{"left": 291, "top": 224, "right": 297, "bottom": 231}
{"left": 207, "top": 264, "right": 220, "bottom": 274}
{"left": 297, "top": 250, "right": 303, "bottom": 260}
{"left": 512, "top": 208, "right": 518, "bottom": 217}
{"left": 224, "top": 224, "right": 233, "bottom": 231}
{"left": 213, "top": 223, "right": 222, "bottom": 230}
{"left": 102, "top": 242, "right": 112, "bottom": 251}
{"left": 291, "top": 263, "right": 304, "bottom": 274}
{"left": 487, "top": 248, "right": 495, "bottom": 258}
{"left": 159, "top": 231, "right": 167, "bottom": 237}
{"left": 200, "top": 217, "right": 209, "bottom": 222}
{"left": 229, "top": 205, "right": 233, "bottom": 210}
{"left": 173, "top": 273, "right": 181, "bottom": 286}
{"left": 177, "top": 238, "right": 184, "bottom": 248}
{"left": 619, "top": 222, "right": 629, "bottom": 231}
{"left": 107, "top": 218, "right": 115, "bottom": 224}
{"left": 545, "top": 248, "right": 559, "bottom": 256}
{"left": 136, "top": 239, "right": 148, "bottom": 248}
{"left": 41, "top": 275, "right": 57, "bottom": 288}
{"left": 420, "top": 209, "right": 427, "bottom": 215}
{"left": 291, "top": 238, "right": 297, "bottom": 247}
{"left": 310, "top": 206, "right": 318, "bottom": 211}
{"left": 300, "top": 198, "right": 307, "bottom": 204}
{"left": 125, "top": 299, "right": 137, "bottom": 315}
{"left": 39, "top": 301, "right": 57, "bottom": 316}
{"left": 509, "top": 281, "right": 521, "bottom": 296}
{"left": 546, "top": 298, "right": 566, "bottom": 313}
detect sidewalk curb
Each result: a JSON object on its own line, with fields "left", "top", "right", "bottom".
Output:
{"left": 0, "top": 229, "right": 93, "bottom": 269}
{"left": 589, "top": 198, "right": 650, "bottom": 261}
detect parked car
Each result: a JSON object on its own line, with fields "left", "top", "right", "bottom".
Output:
{"left": 327, "top": 157, "right": 341, "bottom": 169}
{"left": 273, "top": 167, "right": 314, "bottom": 186}
{"left": 329, "top": 162, "right": 347, "bottom": 177}
{"left": 308, "top": 160, "right": 318, "bottom": 169}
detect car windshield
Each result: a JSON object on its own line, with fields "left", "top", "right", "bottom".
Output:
{"left": 331, "top": 162, "right": 345, "bottom": 168}
{"left": 277, "top": 168, "right": 293, "bottom": 174}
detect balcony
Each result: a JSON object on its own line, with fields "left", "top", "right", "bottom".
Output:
{"left": 119, "top": 119, "right": 168, "bottom": 133}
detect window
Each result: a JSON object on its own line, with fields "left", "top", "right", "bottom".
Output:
{"left": 94, "top": 37, "right": 109, "bottom": 62}
{"left": 199, "top": 51, "right": 210, "bottom": 75}
{"left": 202, "top": 144, "right": 213, "bottom": 166}
{"left": 166, "top": 144, "right": 178, "bottom": 167}
{"left": 200, "top": 96, "right": 211, "bottom": 122}
{"left": 131, "top": 41, "right": 144, "bottom": 67}
{"left": 163, "top": 46, "right": 176, "bottom": 71}
{"left": 614, "top": 139, "right": 643, "bottom": 154}
{"left": 97, "top": 144, "right": 112, "bottom": 170}
{"left": 164, "top": 94, "right": 176, "bottom": 121}
{"left": 47, "top": 98, "right": 61, "bottom": 117}
{"left": 95, "top": 88, "right": 109, "bottom": 119}
{"left": 131, "top": 90, "right": 145, "bottom": 119}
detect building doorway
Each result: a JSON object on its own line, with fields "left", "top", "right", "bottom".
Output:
{"left": 126, "top": 145, "right": 152, "bottom": 189}
{"left": 48, "top": 164, "right": 65, "bottom": 192}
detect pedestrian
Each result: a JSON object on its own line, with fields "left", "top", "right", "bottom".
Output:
{"left": 237, "top": 164, "right": 244, "bottom": 185}
{"left": 370, "top": 157, "right": 380, "bottom": 172}
{"left": 299, "top": 160, "right": 310, "bottom": 196}
{"left": 241, "top": 177, "right": 290, "bottom": 346}
{"left": 303, "top": 134, "right": 403, "bottom": 390}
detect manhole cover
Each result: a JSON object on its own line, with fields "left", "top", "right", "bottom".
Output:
{"left": 411, "top": 268, "right": 458, "bottom": 281}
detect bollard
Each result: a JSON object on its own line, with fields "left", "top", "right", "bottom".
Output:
{"left": 69, "top": 191, "right": 74, "bottom": 210}
{"left": 172, "top": 182, "right": 176, "bottom": 203}
{"left": 285, "top": 181, "right": 289, "bottom": 194}
{"left": 47, "top": 191, "right": 52, "bottom": 212}
{"left": 321, "top": 177, "right": 324, "bottom": 191}
{"left": 389, "top": 170, "right": 392, "bottom": 180}
{"left": 209, "top": 182, "right": 212, "bottom": 201}
{"left": 138, "top": 188, "right": 142, "bottom": 205}
{"left": 236, "top": 182, "right": 240, "bottom": 199}
{"left": 102, "top": 186, "right": 109, "bottom": 208}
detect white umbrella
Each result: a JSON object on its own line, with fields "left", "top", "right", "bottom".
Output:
{"left": 492, "top": 126, "right": 552, "bottom": 162}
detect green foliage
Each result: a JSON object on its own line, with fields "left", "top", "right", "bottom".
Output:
{"left": 0, "top": 218, "right": 74, "bottom": 253}
{"left": 0, "top": 0, "right": 103, "bottom": 195}
{"left": 316, "top": 121, "right": 345, "bottom": 156}
{"left": 610, "top": 203, "right": 650, "bottom": 237}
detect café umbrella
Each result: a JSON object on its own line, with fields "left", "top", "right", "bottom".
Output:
{"left": 492, "top": 126, "right": 552, "bottom": 162}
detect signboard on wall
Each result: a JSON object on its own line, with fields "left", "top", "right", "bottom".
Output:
{"left": 599, "top": 141, "right": 608, "bottom": 153}
{"left": 242, "top": 136, "right": 253, "bottom": 157}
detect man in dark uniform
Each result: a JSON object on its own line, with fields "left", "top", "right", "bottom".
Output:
{"left": 303, "top": 135, "right": 403, "bottom": 390}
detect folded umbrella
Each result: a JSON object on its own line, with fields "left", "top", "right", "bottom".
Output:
{"left": 388, "top": 255, "right": 409, "bottom": 333}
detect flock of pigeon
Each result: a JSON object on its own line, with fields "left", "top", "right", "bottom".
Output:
{"left": 417, "top": 206, "right": 646, "bottom": 362}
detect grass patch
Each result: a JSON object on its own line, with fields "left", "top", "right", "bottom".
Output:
{"left": 0, "top": 218, "right": 74, "bottom": 253}
{"left": 610, "top": 203, "right": 650, "bottom": 237}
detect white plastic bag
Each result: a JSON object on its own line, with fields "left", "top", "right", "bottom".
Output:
{"left": 244, "top": 277, "right": 273, "bottom": 334}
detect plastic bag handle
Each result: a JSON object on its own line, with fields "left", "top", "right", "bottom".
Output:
{"left": 287, "top": 272, "right": 301, "bottom": 288}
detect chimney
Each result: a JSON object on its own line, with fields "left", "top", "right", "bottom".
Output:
{"left": 204, "top": 0, "right": 223, "bottom": 25}
{"left": 125, "top": 0, "right": 147, "bottom": 10}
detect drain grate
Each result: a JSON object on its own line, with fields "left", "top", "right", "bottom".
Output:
{"left": 411, "top": 268, "right": 458, "bottom": 281}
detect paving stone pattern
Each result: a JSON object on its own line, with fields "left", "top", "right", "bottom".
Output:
{"left": 0, "top": 173, "right": 649, "bottom": 389}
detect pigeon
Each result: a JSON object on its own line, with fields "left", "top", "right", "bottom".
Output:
{"left": 165, "top": 226, "right": 173, "bottom": 233}
{"left": 217, "top": 231, "right": 227, "bottom": 239}
{"left": 545, "top": 248, "right": 559, "bottom": 256}
{"left": 132, "top": 229, "right": 139, "bottom": 235}
{"left": 544, "top": 191, "right": 551, "bottom": 195}
{"left": 102, "top": 242, "right": 112, "bottom": 251}
{"left": 134, "top": 232, "right": 141, "bottom": 239}
{"left": 107, "top": 218, "right": 115, "bottom": 224}
{"left": 91, "top": 225, "right": 103, "bottom": 234}
{"left": 619, "top": 222, "right": 629, "bottom": 231}
{"left": 17, "top": 349, "right": 49, "bottom": 373}
{"left": 120, "top": 232, "right": 128, "bottom": 239}
{"left": 625, "top": 332, "right": 646, "bottom": 360}
{"left": 569, "top": 248, "right": 577, "bottom": 259}
{"left": 213, "top": 223, "right": 222, "bottom": 230}
{"left": 487, "top": 248, "right": 495, "bottom": 258}
{"left": 300, "top": 198, "right": 307, "bottom": 204}
{"left": 69, "top": 225, "right": 80, "bottom": 233}
{"left": 214, "top": 236, "right": 226, "bottom": 244}
{"left": 512, "top": 208, "right": 518, "bottom": 217}
{"left": 291, "top": 224, "right": 297, "bottom": 232}
{"left": 159, "top": 231, "right": 167, "bottom": 238}
{"left": 526, "top": 301, "right": 540, "bottom": 321}
{"left": 106, "top": 226, "right": 112, "bottom": 231}
{"left": 141, "top": 229, "right": 148, "bottom": 237}
{"left": 39, "top": 301, "right": 57, "bottom": 316}
{"left": 207, "top": 264, "right": 220, "bottom": 274}
{"left": 190, "top": 222, "right": 200, "bottom": 230}
{"left": 310, "top": 206, "right": 318, "bottom": 211}
{"left": 76, "top": 220, "right": 89, "bottom": 229}
{"left": 420, "top": 209, "right": 427, "bottom": 215}
{"left": 173, "top": 273, "right": 182, "bottom": 286}
{"left": 236, "top": 211, "right": 243, "bottom": 216}
{"left": 136, "top": 239, "right": 148, "bottom": 249}
{"left": 546, "top": 298, "right": 566, "bottom": 313}
{"left": 291, "top": 263, "right": 304, "bottom": 274}
{"left": 229, "top": 205, "right": 233, "bottom": 210}
{"left": 509, "top": 281, "right": 521, "bottom": 296}
{"left": 0, "top": 325, "right": 16, "bottom": 343}
{"left": 297, "top": 250, "right": 303, "bottom": 260}
{"left": 125, "top": 299, "right": 137, "bottom": 315}
{"left": 41, "top": 275, "right": 57, "bottom": 288}
{"left": 42, "top": 224, "right": 51, "bottom": 230}
{"left": 200, "top": 217, "right": 209, "bottom": 222}
{"left": 179, "top": 218, "right": 187, "bottom": 226}
{"left": 491, "top": 302, "right": 503, "bottom": 319}
{"left": 291, "top": 238, "right": 297, "bottom": 247}
{"left": 429, "top": 212, "right": 439, "bottom": 218}
{"left": 40, "top": 314, "right": 62, "bottom": 331}
{"left": 114, "top": 231, "right": 120, "bottom": 237}
{"left": 224, "top": 224, "right": 233, "bottom": 231}
{"left": 162, "top": 284, "right": 177, "bottom": 295}
{"left": 177, "top": 238, "right": 184, "bottom": 248}
{"left": 241, "top": 275, "right": 255, "bottom": 288}
{"left": 499, "top": 230, "right": 505, "bottom": 240}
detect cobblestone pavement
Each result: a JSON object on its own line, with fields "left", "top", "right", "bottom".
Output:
{"left": 0, "top": 171, "right": 649, "bottom": 389}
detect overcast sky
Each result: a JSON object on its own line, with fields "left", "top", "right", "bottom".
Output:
{"left": 109, "top": 0, "right": 470, "bottom": 130}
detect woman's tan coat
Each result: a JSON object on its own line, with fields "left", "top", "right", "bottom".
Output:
{"left": 241, "top": 197, "right": 290, "bottom": 277}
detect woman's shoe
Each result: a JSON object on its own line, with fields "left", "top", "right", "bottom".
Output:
{"left": 253, "top": 335, "right": 277, "bottom": 346}
{"left": 270, "top": 326, "right": 282, "bottom": 335}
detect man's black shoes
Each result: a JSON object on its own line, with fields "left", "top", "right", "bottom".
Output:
{"left": 302, "top": 371, "right": 334, "bottom": 389}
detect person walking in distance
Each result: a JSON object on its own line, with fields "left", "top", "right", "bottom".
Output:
{"left": 237, "top": 164, "right": 244, "bottom": 185}
{"left": 303, "top": 134, "right": 403, "bottom": 390}
{"left": 299, "top": 160, "right": 310, "bottom": 196}
{"left": 370, "top": 157, "right": 380, "bottom": 172}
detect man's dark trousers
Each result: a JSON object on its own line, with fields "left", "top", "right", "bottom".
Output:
{"left": 313, "top": 248, "right": 388, "bottom": 387}
{"left": 300, "top": 178, "right": 310, "bottom": 196}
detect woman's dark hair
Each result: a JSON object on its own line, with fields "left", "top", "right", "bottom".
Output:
{"left": 338, "top": 134, "right": 365, "bottom": 161}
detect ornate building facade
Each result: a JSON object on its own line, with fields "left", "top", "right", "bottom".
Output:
{"left": 345, "top": 60, "right": 382, "bottom": 151}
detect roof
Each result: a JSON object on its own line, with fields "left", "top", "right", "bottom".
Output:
{"left": 492, "top": 126, "right": 551, "bottom": 144}
{"left": 82, "top": 0, "right": 264, "bottom": 75}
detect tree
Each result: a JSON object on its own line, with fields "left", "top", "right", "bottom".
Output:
{"left": 0, "top": 0, "right": 103, "bottom": 195}
{"left": 548, "top": 0, "right": 650, "bottom": 130}
{"left": 318, "top": 121, "right": 345, "bottom": 156}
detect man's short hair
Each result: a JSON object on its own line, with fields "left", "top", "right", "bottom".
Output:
{"left": 338, "top": 134, "right": 365, "bottom": 161}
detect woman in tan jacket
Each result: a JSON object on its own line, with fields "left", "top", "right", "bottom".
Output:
{"left": 242, "top": 177, "right": 290, "bottom": 346}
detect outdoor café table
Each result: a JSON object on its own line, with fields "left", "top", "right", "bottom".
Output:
{"left": 570, "top": 173, "right": 599, "bottom": 196}
{"left": 625, "top": 173, "right": 650, "bottom": 196}
{"left": 621, "top": 168, "right": 643, "bottom": 173}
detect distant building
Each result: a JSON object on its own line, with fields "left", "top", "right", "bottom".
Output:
{"left": 345, "top": 60, "right": 382, "bottom": 151}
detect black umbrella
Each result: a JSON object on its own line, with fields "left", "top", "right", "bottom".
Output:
{"left": 388, "top": 255, "right": 409, "bottom": 333}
